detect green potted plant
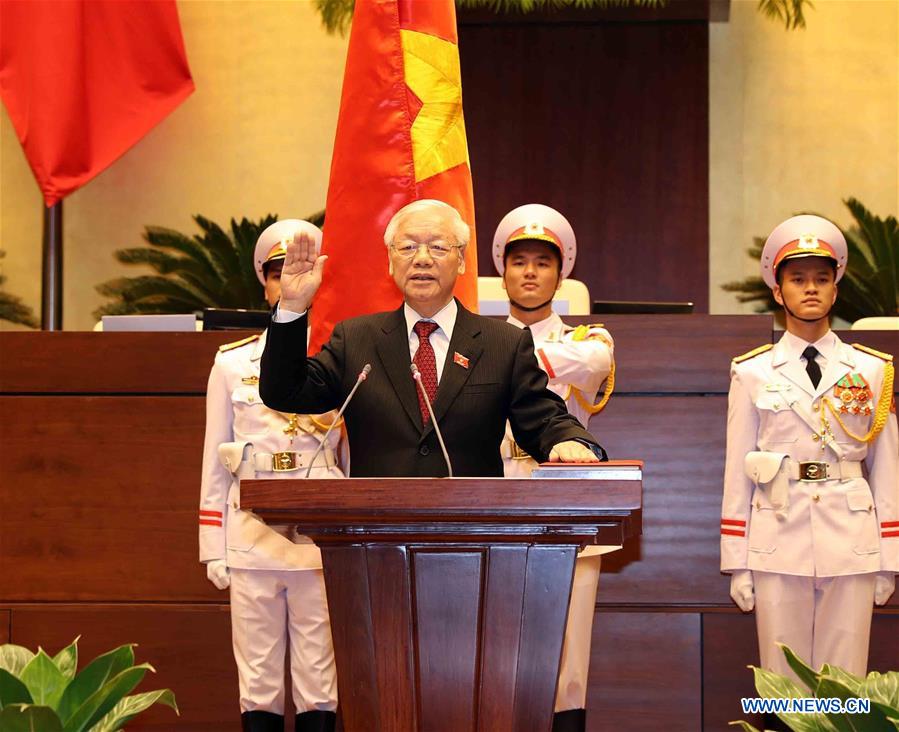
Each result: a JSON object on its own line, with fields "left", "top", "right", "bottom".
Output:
{"left": 732, "top": 643, "right": 899, "bottom": 731}
{"left": 93, "top": 211, "right": 324, "bottom": 319}
{"left": 0, "top": 638, "right": 177, "bottom": 731}
{"left": 0, "top": 250, "right": 39, "bottom": 329}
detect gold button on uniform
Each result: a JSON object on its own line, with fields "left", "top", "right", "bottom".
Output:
{"left": 812, "top": 433, "right": 820, "bottom": 441}
{"left": 812, "top": 403, "right": 819, "bottom": 412}
{"left": 812, "top": 494, "right": 820, "bottom": 503}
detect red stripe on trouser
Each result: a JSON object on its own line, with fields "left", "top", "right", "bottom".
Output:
{"left": 882, "top": 531, "right": 899, "bottom": 538}
{"left": 721, "top": 529, "right": 745, "bottom": 537}
{"left": 199, "top": 510, "right": 223, "bottom": 518}
{"left": 199, "top": 519, "right": 222, "bottom": 527}
{"left": 881, "top": 521, "right": 899, "bottom": 528}
{"left": 721, "top": 519, "right": 746, "bottom": 527}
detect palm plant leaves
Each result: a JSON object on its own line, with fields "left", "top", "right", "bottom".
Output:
{"left": 757, "top": 0, "right": 813, "bottom": 30}
{"left": 0, "top": 250, "right": 39, "bottom": 329}
{"left": 94, "top": 213, "right": 329, "bottom": 319}
{"left": 721, "top": 198, "right": 899, "bottom": 323}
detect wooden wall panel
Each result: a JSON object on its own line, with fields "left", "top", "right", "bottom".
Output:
{"left": 460, "top": 20, "right": 709, "bottom": 311}
{"left": 0, "top": 332, "right": 248, "bottom": 394}
{"left": 590, "top": 395, "right": 729, "bottom": 606}
{"left": 703, "top": 611, "right": 899, "bottom": 731}
{"left": 587, "top": 611, "right": 701, "bottom": 730}
{"left": 7, "top": 604, "right": 236, "bottom": 730}
{"left": 0, "top": 609, "right": 9, "bottom": 643}
{"left": 0, "top": 396, "right": 216, "bottom": 602}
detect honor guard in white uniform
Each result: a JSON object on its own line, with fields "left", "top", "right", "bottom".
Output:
{"left": 199, "top": 220, "right": 345, "bottom": 732}
{"left": 493, "top": 204, "right": 615, "bottom": 732}
{"left": 721, "top": 216, "right": 897, "bottom": 721}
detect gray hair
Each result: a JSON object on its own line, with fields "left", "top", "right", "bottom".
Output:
{"left": 383, "top": 199, "right": 471, "bottom": 252}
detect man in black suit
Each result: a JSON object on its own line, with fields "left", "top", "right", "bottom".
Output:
{"left": 260, "top": 199, "right": 604, "bottom": 476}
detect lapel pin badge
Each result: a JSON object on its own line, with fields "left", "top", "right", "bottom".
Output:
{"left": 453, "top": 352, "right": 469, "bottom": 369}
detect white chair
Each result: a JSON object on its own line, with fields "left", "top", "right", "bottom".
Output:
{"left": 477, "top": 276, "right": 591, "bottom": 316}
{"left": 850, "top": 317, "right": 899, "bottom": 331}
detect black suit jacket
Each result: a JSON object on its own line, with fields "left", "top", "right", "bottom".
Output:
{"left": 259, "top": 301, "right": 600, "bottom": 477}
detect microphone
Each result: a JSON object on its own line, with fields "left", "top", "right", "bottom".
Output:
{"left": 304, "top": 363, "right": 371, "bottom": 478}
{"left": 410, "top": 363, "right": 453, "bottom": 478}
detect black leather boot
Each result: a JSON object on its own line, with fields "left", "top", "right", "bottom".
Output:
{"left": 241, "top": 710, "right": 285, "bottom": 732}
{"left": 295, "top": 710, "right": 337, "bottom": 732}
{"left": 551, "top": 708, "right": 586, "bottom": 732}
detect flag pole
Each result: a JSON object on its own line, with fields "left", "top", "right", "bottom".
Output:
{"left": 41, "top": 201, "right": 63, "bottom": 330}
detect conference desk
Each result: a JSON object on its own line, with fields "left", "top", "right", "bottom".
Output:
{"left": 1, "top": 316, "right": 895, "bottom": 730}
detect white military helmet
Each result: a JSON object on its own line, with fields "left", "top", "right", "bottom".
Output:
{"left": 492, "top": 204, "right": 577, "bottom": 279}
{"left": 253, "top": 219, "right": 323, "bottom": 285}
{"left": 760, "top": 214, "right": 847, "bottom": 289}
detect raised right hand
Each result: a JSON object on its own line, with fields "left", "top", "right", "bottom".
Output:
{"left": 279, "top": 229, "right": 328, "bottom": 313}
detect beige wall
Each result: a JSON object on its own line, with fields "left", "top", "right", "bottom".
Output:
{"left": 710, "top": 0, "right": 899, "bottom": 314}
{"left": 0, "top": 0, "right": 348, "bottom": 330}
{"left": 2, "top": 0, "right": 897, "bottom": 327}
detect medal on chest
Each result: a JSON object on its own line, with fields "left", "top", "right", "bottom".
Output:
{"left": 834, "top": 373, "right": 873, "bottom": 416}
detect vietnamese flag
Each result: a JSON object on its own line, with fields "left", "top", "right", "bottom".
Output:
{"left": 0, "top": 0, "right": 194, "bottom": 207}
{"left": 310, "top": 0, "right": 478, "bottom": 354}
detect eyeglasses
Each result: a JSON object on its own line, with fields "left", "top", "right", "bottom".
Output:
{"left": 390, "top": 241, "right": 462, "bottom": 259}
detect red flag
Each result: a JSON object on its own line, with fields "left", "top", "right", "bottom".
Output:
{"left": 0, "top": 0, "right": 194, "bottom": 207}
{"left": 310, "top": 0, "right": 478, "bottom": 353}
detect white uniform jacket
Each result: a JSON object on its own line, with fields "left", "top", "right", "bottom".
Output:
{"left": 721, "top": 331, "right": 898, "bottom": 578}
{"left": 199, "top": 331, "right": 346, "bottom": 571}
{"left": 502, "top": 312, "right": 615, "bottom": 556}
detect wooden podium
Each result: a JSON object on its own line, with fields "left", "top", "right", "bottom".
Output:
{"left": 240, "top": 465, "right": 642, "bottom": 732}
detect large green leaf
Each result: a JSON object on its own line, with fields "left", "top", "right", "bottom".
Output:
{"left": 0, "top": 704, "right": 64, "bottom": 731}
{"left": 861, "top": 671, "right": 899, "bottom": 722}
{"left": 19, "top": 650, "right": 67, "bottom": 709}
{"left": 91, "top": 688, "right": 178, "bottom": 731}
{"left": 56, "top": 645, "right": 135, "bottom": 725}
{"left": 61, "top": 664, "right": 152, "bottom": 732}
{"left": 752, "top": 665, "right": 839, "bottom": 732}
{"left": 815, "top": 675, "right": 891, "bottom": 732}
{"left": 728, "top": 722, "right": 763, "bottom": 731}
{"left": 0, "top": 646, "right": 35, "bottom": 676}
{"left": 52, "top": 639, "right": 79, "bottom": 682}
{"left": 782, "top": 643, "right": 822, "bottom": 693}
{"left": 0, "top": 669, "right": 33, "bottom": 709}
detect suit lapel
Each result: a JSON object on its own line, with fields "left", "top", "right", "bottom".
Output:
{"left": 815, "top": 334, "right": 854, "bottom": 398}
{"left": 375, "top": 306, "right": 423, "bottom": 431}
{"left": 424, "top": 303, "right": 483, "bottom": 441}
{"left": 771, "top": 336, "right": 816, "bottom": 398}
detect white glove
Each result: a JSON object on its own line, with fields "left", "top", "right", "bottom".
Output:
{"left": 874, "top": 572, "right": 895, "bottom": 606}
{"left": 730, "top": 569, "right": 755, "bottom": 612}
{"left": 206, "top": 559, "right": 230, "bottom": 590}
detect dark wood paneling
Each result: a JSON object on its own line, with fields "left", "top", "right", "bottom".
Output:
{"left": 702, "top": 612, "right": 763, "bottom": 731}
{"left": 0, "top": 331, "right": 251, "bottom": 394}
{"left": 461, "top": 21, "right": 709, "bottom": 310}
{"left": 413, "top": 551, "right": 483, "bottom": 732}
{"left": 703, "top": 611, "right": 899, "bottom": 731}
{"left": 7, "top": 604, "right": 236, "bottom": 730}
{"left": 478, "top": 546, "right": 527, "bottom": 732}
{"left": 564, "top": 314, "right": 773, "bottom": 393}
{"left": 368, "top": 546, "right": 417, "bottom": 731}
{"left": 588, "top": 611, "right": 701, "bottom": 730}
{"left": 0, "top": 396, "right": 214, "bottom": 602}
{"left": 0, "top": 609, "right": 9, "bottom": 643}
{"left": 513, "top": 546, "right": 576, "bottom": 732}
{"left": 590, "top": 395, "right": 728, "bottom": 606}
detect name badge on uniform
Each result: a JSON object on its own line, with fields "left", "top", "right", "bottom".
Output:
{"left": 241, "top": 376, "right": 259, "bottom": 385}
{"left": 764, "top": 383, "right": 793, "bottom": 392}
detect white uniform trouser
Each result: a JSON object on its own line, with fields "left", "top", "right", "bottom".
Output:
{"left": 754, "top": 571, "right": 876, "bottom": 682}
{"left": 555, "top": 554, "right": 602, "bottom": 712}
{"left": 230, "top": 568, "right": 338, "bottom": 714}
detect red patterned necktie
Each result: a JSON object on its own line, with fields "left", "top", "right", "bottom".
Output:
{"left": 413, "top": 320, "right": 439, "bottom": 424}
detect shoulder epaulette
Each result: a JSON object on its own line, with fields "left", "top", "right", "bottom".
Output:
{"left": 732, "top": 343, "right": 773, "bottom": 364}
{"left": 852, "top": 343, "right": 893, "bottom": 362}
{"left": 218, "top": 334, "right": 260, "bottom": 353}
